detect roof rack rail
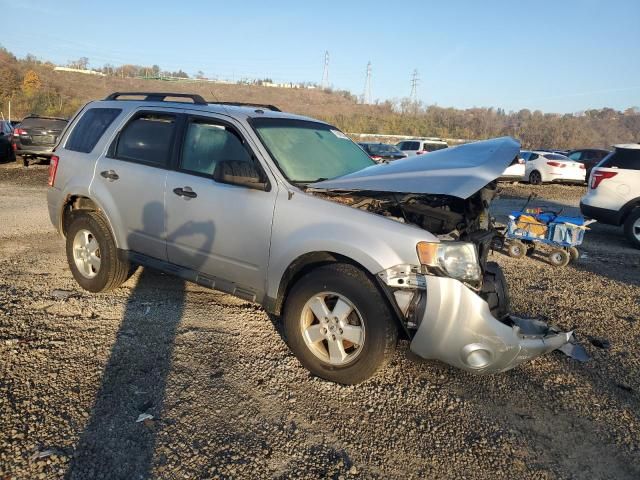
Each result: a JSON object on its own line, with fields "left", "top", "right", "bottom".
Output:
{"left": 209, "top": 101, "right": 281, "bottom": 112}
{"left": 104, "top": 92, "right": 207, "bottom": 105}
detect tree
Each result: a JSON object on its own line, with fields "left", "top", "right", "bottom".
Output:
{"left": 22, "top": 70, "right": 41, "bottom": 96}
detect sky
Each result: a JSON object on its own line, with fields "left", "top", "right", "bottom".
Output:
{"left": 1, "top": 0, "right": 639, "bottom": 113}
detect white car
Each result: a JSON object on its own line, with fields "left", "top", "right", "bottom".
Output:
{"left": 580, "top": 144, "right": 640, "bottom": 249}
{"left": 499, "top": 153, "right": 525, "bottom": 181}
{"left": 396, "top": 139, "right": 448, "bottom": 157}
{"left": 522, "top": 151, "right": 586, "bottom": 185}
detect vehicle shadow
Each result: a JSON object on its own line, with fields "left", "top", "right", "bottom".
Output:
{"left": 66, "top": 202, "right": 214, "bottom": 479}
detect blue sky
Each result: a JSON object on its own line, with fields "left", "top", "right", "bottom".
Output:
{"left": 1, "top": 0, "right": 639, "bottom": 113}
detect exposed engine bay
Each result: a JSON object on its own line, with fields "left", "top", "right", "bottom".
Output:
{"left": 309, "top": 181, "right": 500, "bottom": 270}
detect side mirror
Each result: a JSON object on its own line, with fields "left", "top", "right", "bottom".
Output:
{"left": 213, "top": 160, "right": 268, "bottom": 191}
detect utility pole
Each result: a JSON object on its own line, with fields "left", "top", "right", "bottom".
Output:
{"left": 363, "top": 61, "right": 372, "bottom": 104}
{"left": 321, "top": 51, "right": 330, "bottom": 89}
{"left": 410, "top": 69, "right": 419, "bottom": 103}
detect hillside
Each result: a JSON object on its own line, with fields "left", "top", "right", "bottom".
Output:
{"left": 1, "top": 47, "right": 639, "bottom": 149}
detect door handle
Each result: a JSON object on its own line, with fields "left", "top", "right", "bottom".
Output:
{"left": 100, "top": 170, "right": 119, "bottom": 181}
{"left": 173, "top": 186, "right": 197, "bottom": 199}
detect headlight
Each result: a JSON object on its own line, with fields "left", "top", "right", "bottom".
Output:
{"left": 416, "top": 241, "right": 481, "bottom": 282}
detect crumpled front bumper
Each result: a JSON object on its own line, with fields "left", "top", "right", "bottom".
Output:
{"left": 409, "top": 275, "right": 571, "bottom": 373}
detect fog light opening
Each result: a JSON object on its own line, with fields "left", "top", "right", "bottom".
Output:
{"left": 462, "top": 344, "right": 493, "bottom": 369}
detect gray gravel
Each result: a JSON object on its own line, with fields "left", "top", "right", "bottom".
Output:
{"left": 1, "top": 164, "right": 639, "bottom": 479}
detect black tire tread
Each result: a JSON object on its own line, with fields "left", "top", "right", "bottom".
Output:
{"left": 282, "top": 263, "right": 397, "bottom": 384}
{"left": 66, "top": 210, "right": 131, "bottom": 292}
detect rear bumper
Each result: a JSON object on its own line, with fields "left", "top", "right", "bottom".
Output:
{"left": 580, "top": 201, "right": 621, "bottom": 226}
{"left": 14, "top": 144, "right": 54, "bottom": 157}
{"left": 547, "top": 172, "right": 585, "bottom": 183}
{"left": 409, "top": 276, "right": 571, "bottom": 373}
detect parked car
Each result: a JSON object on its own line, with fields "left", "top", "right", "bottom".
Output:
{"left": 396, "top": 138, "right": 448, "bottom": 157}
{"left": 499, "top": 154, "right": 525, "bottom": 181}
{"left": 47, "top": 92, "right": 570, "bottom": 384}
{"left": 566, "top": 148, "right": 610, "bottom": 177}
{"left": 524, "top": 151, "right": 586, "bottom": 185}
{"left": 357, "top": 142, "right": 407, "bottom": 162}
{"left": 0, "top": 120, "right": 15, "bottom": 163}
{"left": 580, "top": 144, "right": 640, "bottom": 249}
{"left": 12, "top": 115, "right": 68, "bottom": 166}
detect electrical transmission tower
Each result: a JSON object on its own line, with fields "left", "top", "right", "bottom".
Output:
{"left": 321, "top": 51, "right": 330, "bottom": 89}
{"left": 363, "top": 61, "right": 372, "bottom": 104}
{"left": 410, "top": 69, "right": 419, "bottom": 103}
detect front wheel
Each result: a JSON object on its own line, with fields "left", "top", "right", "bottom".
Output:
{"left": 282, "top": 263, "right": 398, "bottom": 384}
{"left": 507, "top": 240, "right": 526, "bottom": 258}
{"left": 549, "top": 249, "right": 570, "bottom": 267}
{"left": 623, "top": 208, "right": 640, "bottom": 249}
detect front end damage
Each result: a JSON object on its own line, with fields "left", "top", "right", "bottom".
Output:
{"left": 307, "top": 137, "right": 572, "bottom": 373}
{"left": 380, "top": 265, "right": 571, "bottom": 373}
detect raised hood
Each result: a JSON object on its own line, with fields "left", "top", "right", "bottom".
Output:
{"left": 310, "top": 136, "right": 520, "bottom": 199}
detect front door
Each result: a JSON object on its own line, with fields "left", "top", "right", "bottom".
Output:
{"left": 165, "top": 115, "right": 277, "bottom": 300}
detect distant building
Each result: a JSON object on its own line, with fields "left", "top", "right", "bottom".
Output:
{"left": 54, "top": 67, "right": 105, "bottom": 76}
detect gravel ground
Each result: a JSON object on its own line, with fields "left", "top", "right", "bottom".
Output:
{"left": 1, "top": 163, "right": 639, "bottom": 479}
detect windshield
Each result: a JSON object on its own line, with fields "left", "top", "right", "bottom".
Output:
{"left": 252, "top": 118, "right": 375, "bottom": 182}
{"left": 368, "top": 143, "right": 401, "bottom": 155}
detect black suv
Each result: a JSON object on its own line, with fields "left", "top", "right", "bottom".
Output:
{"left": 566, "top": 148, "right": 610, "bottom": 177}
{"left": 12, "top": 115, "right": 68, "bottom": 166}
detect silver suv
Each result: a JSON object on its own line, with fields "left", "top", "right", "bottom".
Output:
{"left": 47, "top": 92, "right": 570, "bottom": 384}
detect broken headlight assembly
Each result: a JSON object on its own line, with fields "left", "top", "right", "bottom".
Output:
{"left": 416, "top": 241, "right": 481, "bottom": 283}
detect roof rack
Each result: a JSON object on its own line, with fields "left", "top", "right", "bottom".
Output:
{"left": 104, "top": 92, "right": 207, "bottom": 105}
{"left": 209, "top": 101, "right": 281, "bottom": 112}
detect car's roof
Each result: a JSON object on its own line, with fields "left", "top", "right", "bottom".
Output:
{"left": 613, "top": 143, "right": 640, "bottom": 150}
{"left": 90, "top": 99, "right": 319, "bottom": 124}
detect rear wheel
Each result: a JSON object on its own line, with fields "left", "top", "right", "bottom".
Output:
{"left": 568, "top": 246, "right": 580, "bottom": 262}
{"left": 507, "top": 240, "right": 526, "bottom": 258}
{"left": 549, "top": 249, "right": 570, "bottom": 267}
{"left": 65, "top": 211, "right": 132, "bottom": 292}
{"left": 623, "top": 208, "right": 640, "bottom": 249}
{"left": 282, "top": 263, "right": 398, "bottom": 384}
{"left": 529, "top": 170, "right": 542, "bottom": 185}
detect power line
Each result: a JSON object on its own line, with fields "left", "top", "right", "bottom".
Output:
{"left": 363, "top": 61, "right": 372, "bottom": 104}
{"left": 410, "top": 69, "right": 419, "bottom": 103}
{"left": 321, "top": 51, "right": 329, "bottom": 89}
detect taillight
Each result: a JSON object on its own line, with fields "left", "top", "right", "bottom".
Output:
{"left": 371, "top": 155, "right": 383, "bottom": 161}
{"left": 547, "top": 161, "right": 566, "bottom": 168}
{"left": 13, "top": 128, "right": 27, "bottom": 136}
{"left": 590, "top": 170, "right": 617, "bottom": 189}
{"left": 48, "top": 155, "right": 59, "bottom": 187}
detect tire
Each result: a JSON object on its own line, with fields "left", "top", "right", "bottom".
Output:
{"left": 623, "top": 208, "right": 640, "bottom": 249}
{"left": 507, "top": 240, "right": 526, "bottom": 258}
{"left": 16, "top": 155, "right": 27, "bottom": 167}
{"left": 65, "top": 211, "right": 131, "bottom": 292}
{"left": 480, "top": 261, "right": 511, "bottom": 320}
{"left": 568, "top": 246, "right": 580, "bottom": 262}
{"left": 282, "top": 263, "right": 398, "bottom": 384}
{"left": 529, "top": 170, "right": 542, "bottom": 185}
{"left": 549, "top": 249, "right": 570, "bottom": 267}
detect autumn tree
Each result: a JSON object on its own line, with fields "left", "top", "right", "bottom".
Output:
{"left": 22, "top": 70, "right": 42, "bottom": 96}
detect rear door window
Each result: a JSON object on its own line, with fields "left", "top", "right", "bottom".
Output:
{"left": 112, "top": 112, "right": 177, "bottom": 167}
{"left": 600, "top": 149, "right": 640, "bottom": 170}
{"left": 405, "top": 141, "right": 419, "bottom": 150}
{"left": 66, "top": 108, "right": 122, "bottom": 153}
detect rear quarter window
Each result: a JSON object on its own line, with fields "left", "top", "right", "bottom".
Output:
{"left": 66, "top": 108, "right": 122, "bottom": 153}
{"left": 600, "top": 149, "right": 640, "bottom": 171}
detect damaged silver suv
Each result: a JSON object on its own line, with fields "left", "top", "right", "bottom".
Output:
{"left": 47, "top": 92, "right": 570, "bottom": 384}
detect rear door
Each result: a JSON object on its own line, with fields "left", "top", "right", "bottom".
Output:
{"left": 165, "top": 113, "right": 277, "bottom": 300}
{"left": 19, "top": 117, "right": 67, "bottom": 147}
{"left": 92, "top": 109, "right": 182, "bottom": 260}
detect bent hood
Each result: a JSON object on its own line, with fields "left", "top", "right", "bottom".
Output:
{"left": 310, "top": 136, "right": 520, "bottom": 199}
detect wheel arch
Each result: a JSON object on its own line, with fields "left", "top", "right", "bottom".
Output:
{"left": 620, "top": 196, "right": 640, "bottom": 223}
{"left": 60, "top": 195, "right": 124, "bottom": 249}
{"left": 266, "top": 251, "right": 408, "bottom": 338}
